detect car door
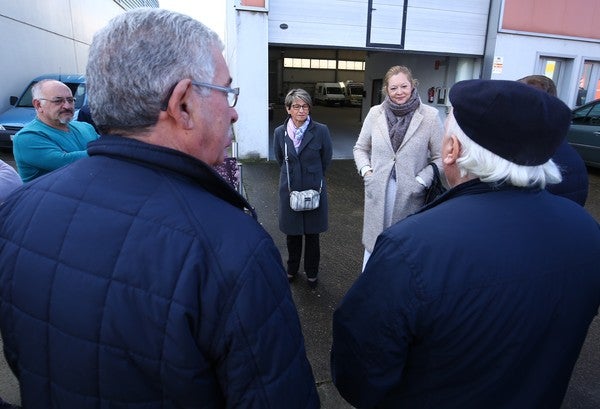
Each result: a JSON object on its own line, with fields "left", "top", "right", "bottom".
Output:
{"left": 567, "top": 99, "right": 600, "bottom": 167}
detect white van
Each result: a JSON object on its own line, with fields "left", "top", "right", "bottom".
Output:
{"left": 314, "top": 82, "right": 346, "bottom": 106}
{"left": 345, "top": 82, "right": 364, "bottom": 106}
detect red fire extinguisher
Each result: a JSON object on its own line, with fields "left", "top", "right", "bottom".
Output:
{"left": 427, "top": 87, "right": 435, "bottom": 103}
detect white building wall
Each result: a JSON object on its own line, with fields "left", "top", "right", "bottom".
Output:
{"left": 227, "top": 8, "right": 270, "bottom": 160}
{"left": 490, "top": 33, "right": 600, "bottom": 107}
{"left": 0, "top": 0, "right": 123, "bottom": 113}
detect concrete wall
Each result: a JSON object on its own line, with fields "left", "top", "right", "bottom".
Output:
{"left": 0, "top": 1, "right": 123, "bottom": 113}
{"left": 482, "top": 0, "right": 600, "bottom": 108}
{"left": 227, "top": 7, "right": 270, "bottom": 159}
{"left": 490, "top": 34, "right": 600, "bottom": 108}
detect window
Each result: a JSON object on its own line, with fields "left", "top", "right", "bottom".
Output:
{"left": 577, "top": 61, "right": 600, "bottom": 106}
{"left": 284, "top": 58, "right": 365, "bottom": 71}
{"left": 572, "top": 100, "right": 600, "bottom": 125}
{"left": 540, "top": 57, "right": 563, "bottom": 85}
{"left": 537, "top": 55, "right": 571, "bottom": 100}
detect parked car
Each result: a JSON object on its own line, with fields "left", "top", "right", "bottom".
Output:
{"left": 567, "top": 98, "right": 600, "bottom": 168}
{"left": 0, "top": 74, "right": 87, "bottom": 149}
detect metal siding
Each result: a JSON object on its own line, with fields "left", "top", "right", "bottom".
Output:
{"left": 410, "top": 0, "right": 490, "bottom": 14}
{"left": 404, "top": 2, "right": 489, "bottom": 54}
{"left": 269, "top": 0, "right": 368, "bottom": 47}
{"left": 268, "top": 0, "right": 490, "bottom": 54}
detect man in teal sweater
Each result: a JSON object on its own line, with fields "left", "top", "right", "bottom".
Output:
{"left": 13, "top": 79, "right": 99, "bottom": 182}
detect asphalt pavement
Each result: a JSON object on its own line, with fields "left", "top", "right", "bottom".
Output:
{"left": 0, "top": 104, "right": 599, "bottom": 407}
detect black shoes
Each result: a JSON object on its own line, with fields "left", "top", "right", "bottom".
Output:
{"left": 288, "top": 271, "right": 318, "bottom": 288}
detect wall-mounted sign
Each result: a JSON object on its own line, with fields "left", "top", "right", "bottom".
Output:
{"left": 492, "top": 56, "right": 504, "bottom": 74}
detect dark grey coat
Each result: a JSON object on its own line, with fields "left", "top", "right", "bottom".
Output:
{"left": 273, "top": 118, "right": 333, "bottom": 235}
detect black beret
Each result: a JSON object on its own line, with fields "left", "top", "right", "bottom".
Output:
{"left": 449, "top": 79, "right": 572, "bottom": 166}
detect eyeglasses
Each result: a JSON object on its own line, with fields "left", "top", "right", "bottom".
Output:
{"left": 39, "top": 97, "right": 76, "bottom": 105}
{"left": 192, "top": 81, "right": 239, "bottom": 108}
{"left": 291, "top": 104, "right": 309, "bottom": 111}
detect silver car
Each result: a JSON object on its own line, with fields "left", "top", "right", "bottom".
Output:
{"left": 567, "top": 98, "right": 600, "bottom": 168}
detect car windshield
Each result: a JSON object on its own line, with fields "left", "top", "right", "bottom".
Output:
{"left": 349, "top": 86, "right": 363, "bottom": 95}
{"left": 17, "top": 81, "right": 86, "bottom": 110}
{"left": 326, "top": 87, "right": 344, "bottom": 95}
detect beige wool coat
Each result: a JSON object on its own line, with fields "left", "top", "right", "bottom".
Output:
{"left": 354, "top": 102, "right": 444, "bottom": 252}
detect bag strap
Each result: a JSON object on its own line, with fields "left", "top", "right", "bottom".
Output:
{"left": 285, "top": 139, "right": 323, "bottom": 193}
{"left": 285, "top": 142, "right": 291, "bottom": 193}
{"left": 429, "top": 162, "right": 441, "bottom": 181}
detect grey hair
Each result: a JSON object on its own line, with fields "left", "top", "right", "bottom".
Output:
{"left": 31, "top": 80, "right": 48, "bottom": 100}
{"left": 285, "top": 89, "right": 312, "bottom": 109}
{"left": 446, "top": 112, "right": 562, "bottom": 189}
{"left": 86, "top": 8, "right": 223, "bottom": 134}
{"left": 31, "top": 79, "right": 66, "bottom": 100}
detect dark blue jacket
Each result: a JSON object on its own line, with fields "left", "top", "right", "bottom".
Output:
{"left": 332, "top": 180, "right": 600, "bottom": 409}
{"left": 0, "top": 135, "right": 319, "bottom": 408}
{"left": 273, "top": 118, "right": 333, "bottom": 235}
{"left": 548, "top": 139, "right": 589, "bottom": 206}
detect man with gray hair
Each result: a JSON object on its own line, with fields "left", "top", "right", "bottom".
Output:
{"left": 331, "top": 79, "right": 600, "bottom": 409}
{"left": 12, "top": 79, "right": 99, "bottom": 182}
{"left": 0, "top": 8, "right": 318, "bottom": 408}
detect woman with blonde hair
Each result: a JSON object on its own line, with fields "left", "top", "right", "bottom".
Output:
{"left": 354, "top": 65, "right": 444, "bottom": 270}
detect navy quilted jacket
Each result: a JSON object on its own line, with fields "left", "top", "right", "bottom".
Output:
{"left": 0, "top": 135, "right": 319, "bottom": 408}
{"left": 332, "top": 180, "right": 600, "bottom": 408}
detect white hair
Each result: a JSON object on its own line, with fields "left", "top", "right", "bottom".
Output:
{"left": 446, "top": 112, "right": 562, "bottom": 189}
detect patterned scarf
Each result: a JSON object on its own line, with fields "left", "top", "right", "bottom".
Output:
{"left": 287, "top": 116, "right": 311, "bottom": 152}
{"left": 383, "top": 89, "right": 420, "bottom": 152}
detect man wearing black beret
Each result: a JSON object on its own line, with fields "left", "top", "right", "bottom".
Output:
{"left": 331, "top": 79, "right": 600, "bottom": 409}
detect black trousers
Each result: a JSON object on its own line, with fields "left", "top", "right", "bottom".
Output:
{"left": 286, "top": 234, "right": 320, "bottom": 279}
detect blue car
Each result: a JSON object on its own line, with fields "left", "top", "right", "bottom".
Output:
{"left": 0, "top": 74, "right": 87, "bottom": 149}
{"left": 567, "top": 98, "right": 600, "bottom": 168}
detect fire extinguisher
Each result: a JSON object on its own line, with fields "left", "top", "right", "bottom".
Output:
{"left": 427, "top": 87, "right": 435, "bottom": 103}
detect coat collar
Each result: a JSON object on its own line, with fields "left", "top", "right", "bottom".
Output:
{"left": 284, "top": 117, "right": 315, "bottom": 155}
{"left": 418, "top": 179, "right": 542, "bottom": 213}
{"left": 87, "top": 135, "right": 256, "bottom": 218}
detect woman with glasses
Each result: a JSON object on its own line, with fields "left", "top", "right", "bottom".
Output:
{"left": 354, "top": 65, "right": 444, "bottom": 271}
{"left": 273, "top": 88, "right": 333, "bottom": 288}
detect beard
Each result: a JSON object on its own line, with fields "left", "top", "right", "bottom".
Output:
{"left": 58, "top": 112, "right": 74, "bottom": 125}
